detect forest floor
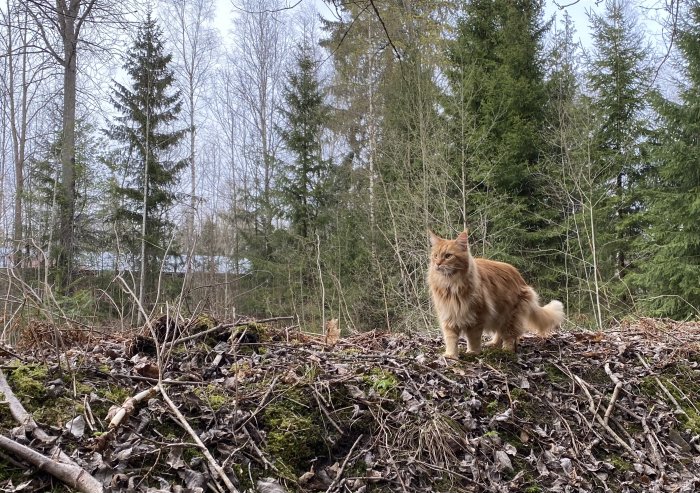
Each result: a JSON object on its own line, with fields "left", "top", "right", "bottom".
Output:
{"left": 0, "top": 316, "right": 699, "bottom": 492}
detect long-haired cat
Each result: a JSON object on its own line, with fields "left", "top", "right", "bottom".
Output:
{"left": 428, "top": 229, "right": 564, "bottom": 358}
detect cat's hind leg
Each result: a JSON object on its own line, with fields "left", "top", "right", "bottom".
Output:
{"left": 500, "top": 319, "right": 525, "bottom": 352}
{"left": 485, "top": 332, "right": 503, "bottom": 349}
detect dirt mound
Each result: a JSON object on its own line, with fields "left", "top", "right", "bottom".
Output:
{"left": 0, "top": 317, "right": 698, "bottom": 492}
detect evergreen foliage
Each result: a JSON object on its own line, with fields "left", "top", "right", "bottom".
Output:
{"left": 444, "top": 0, "right": 561, "bottom": 296}
{"left": 586, "top": 0, "right": 652, "bottom": 313}
{"left": 26, "top": 120, "right": 104, "bottom": 264}
{"left": 632, "top": 3, "right": 700, "bottom": 319}
{"left": 106, "top": 12, "right": 187, "bottom": 296}
{"left": 278, "top": 39, "right": 332, "bottom": 240}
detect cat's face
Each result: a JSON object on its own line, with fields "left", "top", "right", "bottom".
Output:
{"left": 429, "top": 230, "right": 471, "bottom": 277}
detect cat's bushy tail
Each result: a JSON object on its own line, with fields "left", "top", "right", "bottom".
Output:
{"left": 523, "top": 288, "right": 564, "bottom": 336}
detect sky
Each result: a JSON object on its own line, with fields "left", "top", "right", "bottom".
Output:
{"left": 215, "top": 0, "right": 661, "bottom": 52}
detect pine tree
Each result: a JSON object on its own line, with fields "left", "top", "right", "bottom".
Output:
{"left": 444, "top": 0, "right": 557, "bottom": 294}
{"left": 106, "top": 12, "right": 187, "bottom": 304}
{"left": 632, "top": 3, "right": 700, "bottom": 319}
{"left": 279, "top": 39, "right": 331, "bottom": 240}
{"left": 586, "top": 0, "right": 652, "bottom": 312}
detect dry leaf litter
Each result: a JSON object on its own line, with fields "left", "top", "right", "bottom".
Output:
{"left": 0, "top": 316, "right": 699, "bottom": 492}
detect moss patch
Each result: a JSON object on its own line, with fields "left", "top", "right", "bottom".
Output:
{"left": 7, "top": 363, "right": 49, "bottom": 403}
{"left": 543, "top": 363, "right": 568, "bottom": 383}
{"left": 195, "top": 384, "right": 230, "bottom": 411}
{"left": 33, "top": 397, "right": 84, "bottom": 428}
{"left": 364, "top": 368, "right": 399, "bottom": 396}
{"left": 99, "top": 384, "right": 132, "bottom": 404}
{"left": 262, "top": 387, "right": 326, "bottom": 477}
{"left": 608, "top": 454, "right": 632, "bottom": 472}
{"left": 640, "top": 363, "right": 700, "bottom": 434}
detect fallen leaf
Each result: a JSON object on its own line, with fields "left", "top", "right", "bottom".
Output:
{"left": 65, "top": 415, "right": 85, "bottom": 438}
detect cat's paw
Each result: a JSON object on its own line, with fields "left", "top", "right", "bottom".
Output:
{"left": 484, "top": 339, "right": 503, "bottom": 349}
{"left": 442, "top": 352, "right": 459, "bottom": 360}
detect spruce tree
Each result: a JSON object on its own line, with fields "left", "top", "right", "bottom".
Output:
{"left": 633, "top": 3, "right": 700, "bottom": 319}
{"left": 586, "top": 0, "right": 652, "bottom": 312}
{"left": 444, "top": 0, "right": 557, "bottom": 295}
{"left": 279, "top": 39, "right": 331, "bottom": 240}
{"left": 106, "top": 12, "right": 187, "bottom": 303}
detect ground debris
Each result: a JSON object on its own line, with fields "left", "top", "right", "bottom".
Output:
{"left": 0, "top": 318, "right": 699, "bottom": 492}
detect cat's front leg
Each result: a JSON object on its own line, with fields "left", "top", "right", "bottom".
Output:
{"left": 465, "top": 327, "right": 483, "bottom": 354}
{"left": 441, "top": 323, "right": 460, "bottom": 359}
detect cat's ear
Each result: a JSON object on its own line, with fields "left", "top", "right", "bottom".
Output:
{"left": 456, "top": 229, "right": 470, "bottom": 251}
{"left": 428, "top": 229, "right": 440, "bottom": 246}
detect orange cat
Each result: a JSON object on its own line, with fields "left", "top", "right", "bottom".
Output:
{"left": 428, "top": 229, "right": 563, "bottom": 358}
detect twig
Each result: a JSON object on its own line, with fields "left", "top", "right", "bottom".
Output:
{"left": 640, "top": 407, "right": 665, "bottom": 478}
{"left": 311, "top": 384, "right": 344, "bottom": 436}
{"left": 0, "top": 370, "right": 103, "bottom": 492}
{"left": 240, "top": 424, "right": 280, "bottom": 473}
{"left": 93, "top": 385, "right": 161, "bottom": 452}
{"left": 159, "top": 385, "right": 240, "bottom": 493}
{"left": 325, "top": 434, "right": 364, "bottom": 493}
{"left": 111, "top": 373, "right": 204, "bottom": 386}
{"left": 233, "top": 376, "right": 279, "bottom": 432}
{"left": 635, "top": 353, "right": 687, "bottom": 417}
{"left": 582, "top": 378, "right": 667, "bottom": 472}
{"left": 0, "top": 435, "right": 103, "bottom": 493}
{"left": 107, "top": 385, "right": 160, "bottom": 429}
{"left": 573, "top": 375, "right": 635, "bottom": 454}
{"left": 603, "top": 363, "right": 622, "bottom": 426}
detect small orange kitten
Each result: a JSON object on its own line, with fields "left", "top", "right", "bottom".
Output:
{"left": 428, "top": 229, "right": 564, "bottom": 358}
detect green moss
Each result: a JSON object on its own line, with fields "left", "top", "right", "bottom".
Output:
{"left": 510, "top": 387, "right": 544, "bottom": 420}
{"left": 153, "top": 418, "right": 184, "bottom": 440}
{"left": 33, "top": 397, "right": 84, "bottom": 428}
{"left": 459, "top": 352, "right": 480, "bottom": 363}
{"left": 183, "top": 446, "right": 204, "bottom": 462}
{"left": 581, "top": 367, "right": 608, "bottom": 385}
{"left": 481, "top": 347, "right": 519, "bottom": 371}
{"left": 233, "top": 462, "right": 258, "bottom": 491}
{"left": 486, "top": 400, "right": 503, "bottom": 416}
{"left": 608, "top": 454, "right": 631, "bottom": 472}
{"left": 8, "top": 363, "right": 49, "bottom": 401}
{"left": 262, "top": 387, "right": 326, "bottom": 477}
{"left": 364, "top": 368, "right": 398, "bottom": 396}
{"left": 432, "top": 474, "right": 458, "bottom": 491}
{"left": 74, "top": 381, "right": 93, "bottom": 395}
{"left": 640, "top": 376, "right": 657, "bottom": 397}
{"left": 640, "top": 364, "right": 700, "bottom": 434}
{"left": 543, "top": 363, "right": 568, "bottom": 383}
{"left": 0, "top": 457, "right": 25, "bottom": 482}
{"left": 99, "top": 385, "right": 132, "bottom": 404}
{"left": 190, "top": 314, "right": 217, "bottom": 331}
{"left": 195, "top": 384, "right": 230, "bottom": 411}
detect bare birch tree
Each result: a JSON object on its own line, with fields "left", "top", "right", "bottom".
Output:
{"left": 231, "top": 0, "right": 289, "bottom": 255}
{"left": 1, "top": 0, "right": 53, "bottom": 264}
{"left": 161, "top": 0, "right": 218, "bottom": 276}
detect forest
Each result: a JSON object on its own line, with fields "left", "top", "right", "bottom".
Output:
{"left": 1, "top": 1, "right": 700, "bottom": 491}
{"left": 1, "top": 0, "right": 699, "bottom": 334}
